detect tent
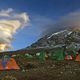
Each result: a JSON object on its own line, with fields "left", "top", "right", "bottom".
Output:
{"left": 75, "top": 54, "right": 80, "bottom": 61}
{"left": 65, "top": 50, "right": 76, "bottom": 57}
{"left": 0, "top": 58, "right": 19, "bottom": 70}
{"left": 36, "top": 51, "right": 46, "bottom": 61}
{"left": 65, "top": 55, "right": 73, "bottom": 60}
{"left": 65, "top": 50, "right": 77, "bottom": 60}
{"left": 51, "top": 49, "right": 64, "bottom": 60}
{"left": 25, "top": 54, "right": 33, "bottom": 59}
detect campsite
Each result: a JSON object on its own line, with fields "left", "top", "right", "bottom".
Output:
{"left": 0, "top": 47, "right": 80, "bottom": 80}
{"left": 0, "top": 0, "right": 80, "bottom": 80}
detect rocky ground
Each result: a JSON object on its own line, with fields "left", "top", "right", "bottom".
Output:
{"left": 0, "top": 58, "right": 80, "bottom": 80}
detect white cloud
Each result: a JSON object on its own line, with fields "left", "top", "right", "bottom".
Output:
{"left": 0, "top": 8, "right": 29, "bottom": 50}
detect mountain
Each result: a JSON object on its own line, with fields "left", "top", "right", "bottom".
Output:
{"left": 1, "top": 28, "right": 80, "bottom": 56}
{"left": 28, "top": 29, "right": 80, "bottom": 50}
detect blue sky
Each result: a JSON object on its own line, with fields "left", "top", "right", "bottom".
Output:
{"left": 0, "top": 0, "right": 80, "bottom": 50}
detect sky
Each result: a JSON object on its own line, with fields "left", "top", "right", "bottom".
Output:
{"left": 0, "top": 0, "right": 80, "bottom": 50}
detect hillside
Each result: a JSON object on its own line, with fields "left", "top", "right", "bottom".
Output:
{"left": 28, "top": 29, "right": 80, "bottom": 51}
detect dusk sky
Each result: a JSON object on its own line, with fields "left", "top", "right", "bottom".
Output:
{"left": 0, "top": 0, "right": 80, "bottom": 50}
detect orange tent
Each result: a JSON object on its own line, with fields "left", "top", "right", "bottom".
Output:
{"left": 65, "top": 55, "right": 73, "bottom": 60}
{"left": 0, "top": 58, "right": 19, "bottom": 70}
{"left": 75, "top": 54, "right": 80, "bottom": 61}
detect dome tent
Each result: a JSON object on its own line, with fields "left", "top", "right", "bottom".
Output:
{"left": 50, "top": 48, "right": 64, "bottom": 60}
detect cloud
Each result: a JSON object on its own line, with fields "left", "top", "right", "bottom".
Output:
{"left": 30, "top": 15, "right": 53, "bottom": 37}
{"left": 57, "top": 11, "right": 80, "bottom": 29}
{"left": 0, "top": 8, "right": 13, "bottom": 17}
{"left": 0, "top": 8, "right": 29, "bottom": 51}
{"left": 42, "top": 11, "right": 80, "bottom": 36}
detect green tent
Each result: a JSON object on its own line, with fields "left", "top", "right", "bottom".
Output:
{"left": 25, "top": 54, "right": 33, "bottom": 59}
{"left": 36, "top": 51, "right": 45, "bottom": 61}
{"left": 51, "top": 49, "right": 64, "bottom": 60}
